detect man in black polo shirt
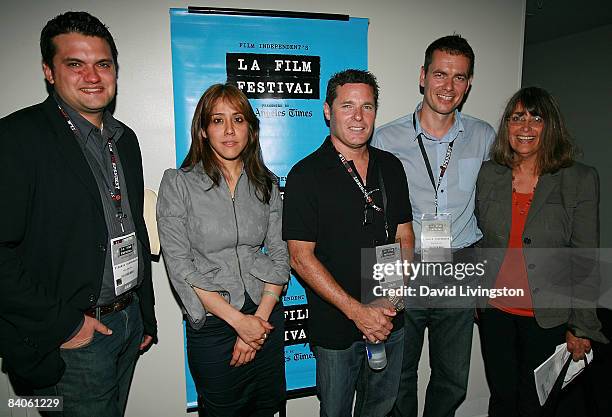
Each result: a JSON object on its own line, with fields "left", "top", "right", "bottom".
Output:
{"left": 283, "top": 69, "right": 415, "bottom": 417}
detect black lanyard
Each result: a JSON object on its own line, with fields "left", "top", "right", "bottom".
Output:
{"left": 413, "top": 113, "right": 454, "bottom": 215}
{"left": 336, "top": 151, "right": 389, "bottom": 242}
{"left": 57, "top": 105, "right": 125, "bottom": 231}
{"left": 377, "top": 166, "right": 389, "bottom": 242}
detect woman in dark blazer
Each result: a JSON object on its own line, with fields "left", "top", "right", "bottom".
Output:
{"left": 475, "top": 87, "right": 607, "bottom": 417}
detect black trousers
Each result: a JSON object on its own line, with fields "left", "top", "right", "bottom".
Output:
{"left": 478, "top": 308, "right": 565, "bottom": 417}
{"left": 586, "top": 308, "right": 612, "bottom": 417}
{"left": 546, "top": 308, "right": 612, "bottom": 417}
{"left": 186, "top": 295, "right": 286, "bottom": 417}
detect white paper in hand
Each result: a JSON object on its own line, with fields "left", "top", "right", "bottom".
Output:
{"left": 562, "top": 348, "right": 593, "bottom": 389}
{"left": 533, "top": 343, "right": 594, "bottom": 405}
{"left": 534, "top": 343, "right": 567, "bottom": 406}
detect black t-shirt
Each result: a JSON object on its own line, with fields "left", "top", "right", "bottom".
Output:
{"left": 282, "top": 137, "right": 412, "bottom": 349}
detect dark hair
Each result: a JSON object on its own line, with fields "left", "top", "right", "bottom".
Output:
{"left": 424, "top": 35, "right": 474, "bottom": 77}
{"left": 325, "top": 69, "right": 379, "bottom": 109}
{"left": 181, "top": 83, "right": 275, "bottom": 204}
{"left": 491, "top": 86, "right": 575, "bottom": 174}
{"left": 40, "top": 11, "right": 118, "bottom": 71}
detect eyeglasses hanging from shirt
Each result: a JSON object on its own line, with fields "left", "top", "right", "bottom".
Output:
{"left": 336, "top": 151, "right": 389, "bottom": 243}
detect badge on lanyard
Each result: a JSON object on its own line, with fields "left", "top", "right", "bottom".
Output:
{"left": 375, "top": 242, "right": 405, "bottom": 311}
{"left": 421, "top": 213, "right": 452, "bottom": 262}
{"left": 111, "top": 232, "right": 139, "bottom": 296}
{"left": 413, "top": 113, "right": 454, "bottom": 263}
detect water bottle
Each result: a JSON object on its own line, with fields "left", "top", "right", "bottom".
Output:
{"left": 365, "top": 341, "right": 387, "bottom": 370}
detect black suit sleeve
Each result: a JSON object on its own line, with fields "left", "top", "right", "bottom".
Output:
{"left": 0, "top": 115, "right": 83, "bottom": 358}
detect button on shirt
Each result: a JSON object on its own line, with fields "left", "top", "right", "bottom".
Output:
{"left": 372, "top": 102, "right": 495, "bottom": 249}
{"left": 54, "top": 94, "right": 143, "bottom": 305}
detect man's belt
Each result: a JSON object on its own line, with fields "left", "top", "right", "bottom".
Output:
{"left": 85, "top": 292, "right": 134, "bottom": 319}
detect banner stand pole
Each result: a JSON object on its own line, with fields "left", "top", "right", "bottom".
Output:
{"left": 187, "top": 6, "right": 349, "bottom": 21}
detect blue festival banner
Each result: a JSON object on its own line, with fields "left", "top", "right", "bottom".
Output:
{"left": 170, "top": 8, "right": 368, "bottom": 408}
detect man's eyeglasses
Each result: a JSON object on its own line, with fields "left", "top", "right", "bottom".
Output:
{"left": 363, "top": 187, "right": 382, "bottom": 226}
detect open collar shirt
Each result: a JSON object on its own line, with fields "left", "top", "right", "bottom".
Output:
{"left": 372, "top": 102, "right": 495, "bottom": 249}
{"left": 53, "top": 93, "right": 142, "bottom": 305}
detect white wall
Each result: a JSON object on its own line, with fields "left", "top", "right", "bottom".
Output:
{"left": 522, "top": 24, "right": 612, "bottom": 248}
{"left": 0, "top": 1, "right": 525, "bottom": 416}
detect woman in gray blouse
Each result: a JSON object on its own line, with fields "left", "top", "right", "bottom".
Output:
{"left": 157, "top": 84, "right": 289, "bottom": 417}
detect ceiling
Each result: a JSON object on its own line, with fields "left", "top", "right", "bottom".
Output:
{"left": 525, "top": 0, "right": 612, "bottom": 44}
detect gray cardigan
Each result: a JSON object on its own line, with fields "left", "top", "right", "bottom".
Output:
{"left": 476, "top": 160, "right": 607, "bottom": 343}
{"left": 157, "top": 164, "right": 289, "bottom": 329}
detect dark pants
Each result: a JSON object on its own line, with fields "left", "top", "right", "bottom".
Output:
{"left": 583, "top": 308, "right": 612, "bottom": 417}
{"left": 34, "top": 296, "right": 144, "bottom": 417}
{"left": 538, "top": 308, "right": 612, "bottom": 417}
{"left": 394, "top": 246, "right": 477, "bottom": 417}
{"left": 186, "top": 296, "right": 285, "bottom": 417}
{"left": 478, "top": 308, "right": 565, "bottom": 417}
{"left": 393, "top": 308, "right": 474, "bottom": 417}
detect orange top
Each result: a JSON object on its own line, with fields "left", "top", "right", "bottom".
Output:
{"left": 489, "top": 191, "right": 535, "bottom": 316}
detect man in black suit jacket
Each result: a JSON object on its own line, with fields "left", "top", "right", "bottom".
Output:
{"left": 0, "top": 11, "right": 156, "bottom": 417}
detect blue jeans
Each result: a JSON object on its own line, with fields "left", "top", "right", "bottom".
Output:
{"left": 314, "top": 328, "right": 404, "bottom": 417}
{"left": 35, "top": 297, "right": 144, "bottom": 417}
{"left": 393, "top": 308, "right": 473, "bottom": 417}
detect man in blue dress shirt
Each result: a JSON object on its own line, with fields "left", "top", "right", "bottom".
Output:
{"left": 372, "top": 35, "right": 495, "bottom": 417}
